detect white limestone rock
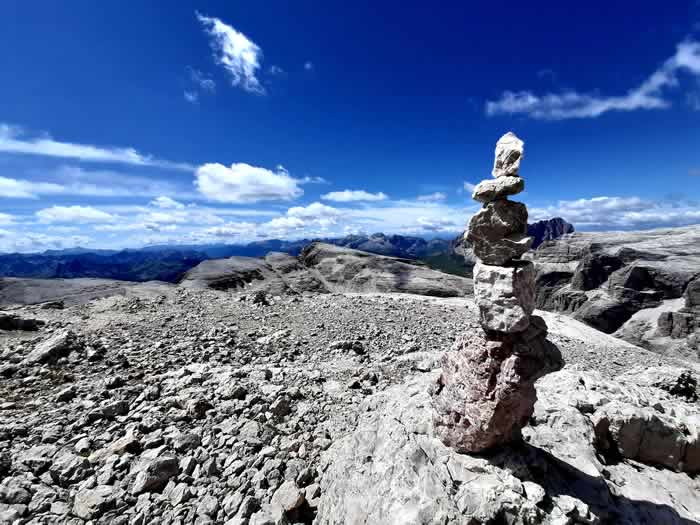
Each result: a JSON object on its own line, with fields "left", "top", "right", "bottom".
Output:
{"left": 492, "top": 132, "right": 524, "bottom": 178}
{"left": 473, "top": 261, "right": 536, "bottom": 333}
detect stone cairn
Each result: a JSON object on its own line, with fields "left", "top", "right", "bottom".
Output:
{"left": 432, "top": 132, "right": 563, "bottom": 453}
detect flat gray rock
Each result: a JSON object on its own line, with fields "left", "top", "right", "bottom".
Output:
{"left": 472, "top": 176, "right": 524, "bottom": 203}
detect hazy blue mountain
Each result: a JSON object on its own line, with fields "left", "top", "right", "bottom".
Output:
{"left": 0, "top": 219, "right": 573, "bottom": 282}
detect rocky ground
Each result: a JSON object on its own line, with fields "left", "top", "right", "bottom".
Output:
{"left": 0, "top": 287, "right": 698, "bottom": 524}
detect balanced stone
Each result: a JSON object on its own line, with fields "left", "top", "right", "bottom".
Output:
{"left": 468, "top": 200, "right": 527, "bottom": 239}
{"left": 473, "top": 261, "right": 535, "bottom": 333}
{"left": 472, "top": 176, "right": 524, "bottom": 203}
{"left": 471, "top": 234, "right": 533, "bottom": 266}
{"left": 432, "top": 316, "right": 563, "bottom": 453}
{"left": 492, "top": 132, "right": 524, "bottom": 178}
{"left": 467, "top": 200, "right": 532, "bottom": 264}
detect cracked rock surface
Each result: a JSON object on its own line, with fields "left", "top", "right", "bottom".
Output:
{"left": 318, "top": 366, "right": 700, "bottom": 524}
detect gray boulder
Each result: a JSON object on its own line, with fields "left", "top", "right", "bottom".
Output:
{"left": 23, "top": 330, "right": 80, "bottom": 365}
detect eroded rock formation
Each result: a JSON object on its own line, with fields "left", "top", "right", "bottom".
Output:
{"left": 432, "top": 132, "right": 563, "bottom": 453}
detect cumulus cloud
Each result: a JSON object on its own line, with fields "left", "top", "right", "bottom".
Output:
{"left": 0, "top": 124, "right": 193, "bottom": 170}
{"left": 36, "top": 205, "right": 115, "bottom": 224}
{"left": 486, "top": 39, "right": 700, "bottom": 119}
{"left": 195, "top": 162, "right": 303, "bottom": 203}
{"left": 321, "top": 190, "right": 388, "bottom": 202}
{"left": 196, "top": 13, "right": 265, "bottom": 94}
{"left": 287, "top": 202, "right": 340, "bottom": 219}
{"left": 529, "top": 195, "right": 700, "bottom": 229}
{"left": 417, "top": 192, "right": 447, "bottom": 202}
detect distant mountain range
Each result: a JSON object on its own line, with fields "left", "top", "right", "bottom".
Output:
{"left": 0, "top": 218, "right": 573, "bottom": 283}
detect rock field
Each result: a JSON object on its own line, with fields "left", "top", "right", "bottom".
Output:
{"left": 1, "top": 284, "right": 698, "bottom": 524}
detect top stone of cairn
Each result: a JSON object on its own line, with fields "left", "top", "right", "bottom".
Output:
{"left": 492, "top": 132, "right": 524, "bottom": 178}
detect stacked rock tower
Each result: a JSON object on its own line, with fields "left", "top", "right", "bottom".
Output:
{"left": 432, "top": 132, "right": 563, "bottom": 453}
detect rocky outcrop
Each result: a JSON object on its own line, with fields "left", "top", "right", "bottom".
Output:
{"left": 432, "top": 132, "right": 563, "bottom": 453}
{"left": 318, "top": 366, "right": 700, "bottom": 524}
{"left": 181, "top": 244, "right": 472, "bottom": 298}
{"left": 527, "top": 226, "right": 700, "bottom": 360}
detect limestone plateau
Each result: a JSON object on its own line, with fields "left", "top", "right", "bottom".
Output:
{"left": 432, "top": 132, "right": 563, "bottom": 453}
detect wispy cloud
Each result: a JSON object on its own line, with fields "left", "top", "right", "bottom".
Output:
{"left": 0, "top": 124, "right": 194, "bottom": 170}
{"left": 304, "top": 61, "right": 314, "bottom": 71}
{"left": 36, "top": 205, "right": 115, "bottom": 224}
{"left": 184, "top": 67, "right": 215, "bottom": 104}
{"left": 321, "top": 190, "right": 388, "bottom": 202}
{"left": 0, "top": 213, "right": 14, "bottom": 225}
{"left": 463, "top": 181, "right": 477, "bottom": 192}
{"left": 417, "top": 192, "right": 447, "bottom": 202}
{"left": 187, "top": 67, "right": 216, "bottom": 92}
{"left": 487, "top": 39, "right": 700, "bottom": 119}
{"left": 195, "top": 162, "right": 303, "bottom": 203}
{"left": 196, "top": 12, "right": 265, "bottom": 94}
{"left": 0, "top": 166, "right": 190, "bottom": 199}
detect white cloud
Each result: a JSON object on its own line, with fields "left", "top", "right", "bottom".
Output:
{"left": 0, "top": 213, "right": 14, "bottom": 225}
{"left": 187, "top": 67, "right": 216, "bottom": 92}
{"left": 486, "top": 39, "right": 700, "bottom": 119}
{"left": 304, "top": 61, "right": 314, "bottom": 71}
{"left": 529, "top": 195, "right": 700, "bottom": 229}
{"left": 184, "top": 91, "right": 199, "bottom": 104}
{"left": 36, "top": 205, "right": 115, "bottom": 224}
{"left": 195, "top": 162, "right": 303, "bottom": 203}
{"left": 463, "top": 181, "right": 477, "bottom": 192}
{"left": 196, "top": 13, "right": 265, "bottom": 94}
{"left": 205, "top": 222, "right": 257, "bottom": 237}
{"left": 415, "top": 216, "right": 460, "bottom": 232}
{"left": 0, "top": 230, "right": 93, "bottom": 254}
{"left": 0, "top": 176, "right": 64, "bottom": 199}
{"left": 0, "top": 124, "right": 193, "bottom": 170}
{"left": 269, "top": 65, "right": 285, "bottom": 75}
{"left": 287, "top": 202, "right": 340, "bottom": 219}
{"left": 0, "top": 167, "right": 189, "bottom": 200}
{"left": 417, "top": 192, "right": 447, "bottom": 202}
{"left": 321, "top": 190, "right": 388, "bottom": 202}
{"left": 150, "top": 196, "right": 185, "bottom": 209}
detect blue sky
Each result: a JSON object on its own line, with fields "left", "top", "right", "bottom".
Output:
{"left": 1, "top": 1, "right": 699, "bottom": 252}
